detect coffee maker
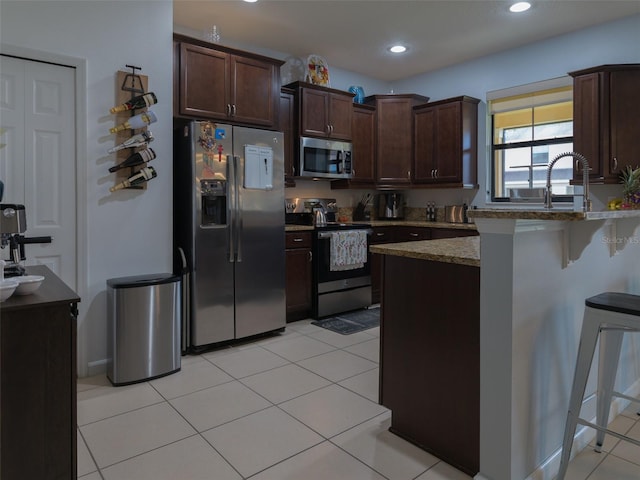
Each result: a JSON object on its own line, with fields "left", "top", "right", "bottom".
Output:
{"left": 0, "top": 203, "right": 52, "bottom": 277}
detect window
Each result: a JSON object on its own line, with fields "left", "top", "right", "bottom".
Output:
{"left": 489, "top": 80, "right": 574, "bottom": 202}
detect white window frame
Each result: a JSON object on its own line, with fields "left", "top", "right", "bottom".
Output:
{"left": 487, "top": 77, "right": 574, "bottom": 203}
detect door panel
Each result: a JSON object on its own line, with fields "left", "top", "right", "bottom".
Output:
{"left": 0, "top": 56, "right": 26, "bottom": 205}
{"left": 233, "top": 127, "right": 285, "bottom": 338}
{"left": 0, "top": 56, "right": 76, "bottom": 289}
{"left": 191, "top": 121, "right": 235, "bottom": 346}
{"left": 180, "top": 44, "right": 229, "bottom": 119}
{"left": 232, "top": 56, "right": 276, "bottom": 127}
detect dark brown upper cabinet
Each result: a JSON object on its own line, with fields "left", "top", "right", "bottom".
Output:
{"left": 286, "top": 81, "right": 354, "bottom": 141}
{"left": 413, "top": 96, "right": 479, "bottom": 188}
{"left": 174, "top": 34, "right": 283, "bottom": 129}
{"left": 365, "top": 94, "right": 430, "bottom": 186}
{"left": 570, "top": 64, "right": 640, "bottom": 184}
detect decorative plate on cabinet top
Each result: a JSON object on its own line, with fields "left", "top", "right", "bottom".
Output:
{"left": 305, "top": 54, "right": 330, "bottom": 87}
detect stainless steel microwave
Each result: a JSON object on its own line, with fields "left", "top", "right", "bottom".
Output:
{"left": 299, "top": 137, "right": 352, "bottom": 179}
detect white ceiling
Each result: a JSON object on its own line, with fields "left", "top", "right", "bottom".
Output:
{"left": 173, "top": 0, "right": 640, "bottom": 82}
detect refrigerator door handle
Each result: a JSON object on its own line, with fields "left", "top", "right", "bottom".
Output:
{"left": 227, "top": 154, "right": 235, "bottom": 263}
{"left": 234, "top": 155, "right": 243, "bottom": 263}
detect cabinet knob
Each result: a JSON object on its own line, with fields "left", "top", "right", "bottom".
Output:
{"left": 226, "top": 104, "right": 231, "bottom": 116}
{"left": 409, "top": 232, "right": 418, "bottom": 237}
{"left": 308, "top": 251, "right": 313, "bottom": 262}
{"left": 231, "top": 104, "right": 237, "bottom": 116}
{"left": 612, "top": 157, "right": 618, "bottom": 171}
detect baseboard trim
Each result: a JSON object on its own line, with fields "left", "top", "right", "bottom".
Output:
{"left": 527, "top": 379, "right": 640, "bottom": 480}
{"left": 86, "top": 358, "right": 108, "bottom": 377}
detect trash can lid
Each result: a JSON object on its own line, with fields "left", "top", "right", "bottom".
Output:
{"left": 107, "top": 273, "right": 180, "bottom": 289}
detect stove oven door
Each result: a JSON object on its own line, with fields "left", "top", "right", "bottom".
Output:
{"left": 313, "top": 229, "right": 372, "bottom": 318}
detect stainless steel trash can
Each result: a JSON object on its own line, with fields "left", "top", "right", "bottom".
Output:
{"left": 107, "top": 273, "right": 181, "bottom": 386}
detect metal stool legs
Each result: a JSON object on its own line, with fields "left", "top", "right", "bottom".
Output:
{"left": 556, "top": 294, "right": 640, "bottom": 480}
{"left": 594, "top": 328, "right": 624, "bottom": 452}
{"left": 556, "top": 308, "right": 601, "bottom": 480}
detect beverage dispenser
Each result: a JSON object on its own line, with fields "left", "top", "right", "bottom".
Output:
{"left": 200, "top": 179, "right": 227, "bottom": 226}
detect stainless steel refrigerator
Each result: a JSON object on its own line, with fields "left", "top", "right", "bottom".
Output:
{"left": 173, "top": 120, "right": 285, "bottom": 351}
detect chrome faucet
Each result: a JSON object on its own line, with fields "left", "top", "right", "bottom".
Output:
{"left": 545, "top": 152, "right": 591, "bottom": 212}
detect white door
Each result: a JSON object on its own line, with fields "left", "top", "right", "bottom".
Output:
{"left": 0, "top": 55, "right": 77, "bottom": 290}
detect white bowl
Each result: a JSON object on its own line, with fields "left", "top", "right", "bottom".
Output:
{"left": 14, "top": 275, "right": 45, "bottom": 295}
{"left": 0, "top": 279, "right": 19, "bottom": 302}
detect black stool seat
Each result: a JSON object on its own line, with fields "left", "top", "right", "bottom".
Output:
{"left": 586, "top": 292, "right": 640, "bottom": 317}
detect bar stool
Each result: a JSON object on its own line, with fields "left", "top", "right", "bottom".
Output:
{"left": 556, "top": 292, "right": 640, "bottom": 480}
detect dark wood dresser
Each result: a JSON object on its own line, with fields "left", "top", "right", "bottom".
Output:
{"left": 1, "top": 265, "right": 79, "bottom": 479}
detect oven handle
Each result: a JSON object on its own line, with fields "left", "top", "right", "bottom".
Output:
{"left": 317, "top": 229, "right": 372, "bottom": 239}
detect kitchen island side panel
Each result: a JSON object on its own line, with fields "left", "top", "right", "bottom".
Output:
{"left": 380, "top": 254, "right": 480, "bottom": 475}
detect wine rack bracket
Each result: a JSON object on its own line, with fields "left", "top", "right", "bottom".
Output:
{"left": 113, "top": 67, "right": 149, "bottom": 190}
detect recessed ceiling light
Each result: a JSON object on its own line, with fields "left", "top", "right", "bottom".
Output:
{"left": 243, "top": 0, "right": 258, "bottom": 3}
{"left": 389, "top": 45, "right": 407, "bottom": 54}
{"left": 510, "top": 2, "right": 531, "bottom": 13}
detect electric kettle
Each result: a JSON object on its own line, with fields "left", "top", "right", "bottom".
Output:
{"left": 313, "top": 206, "right": 327, "bottom": 226}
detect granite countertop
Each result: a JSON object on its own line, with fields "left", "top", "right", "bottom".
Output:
{"left": 370, "top": 236, "right": 480, "bottom": 267}
{"left": 468, "top": 208, "right": 640, "bottom": 221}
{"left": 285, "top": 225, "right": 314, "bottom": 232}
{"left": 367, "top": 220, "right": 477, "bottom": 230}
{"left": 286, "top": 221, "right": 477, "bottom": 232}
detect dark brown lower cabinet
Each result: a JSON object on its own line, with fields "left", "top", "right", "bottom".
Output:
{"left": 370, "top": 226, "right": 478, "bottom": 304}
{"left": 285, "top": 231, "right": 312, "bottom": 321}
{"left": 1, "top": 266, "right": 79, "bottom": 480}
{"left": 379, "top": 255, "right": 479, "bottom": 476}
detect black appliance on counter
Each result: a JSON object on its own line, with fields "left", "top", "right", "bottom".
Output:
{"left": 0, "top": 203, "right": 52, "bottom": 277}
{"left": 286, "top": 198, "right": 372, "bottom": 319}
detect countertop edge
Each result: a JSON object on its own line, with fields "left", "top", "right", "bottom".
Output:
{"left": 468, "top": 208, "right": 640, "bottom": 221}
{"left": 1, "top": 265, "right": 80, "bottom": 311}
{"left": 370, "top": 236, "right": 480, "bottom": 267}
{"left": 286, "top": 221, "right": 478, "bottom": 232}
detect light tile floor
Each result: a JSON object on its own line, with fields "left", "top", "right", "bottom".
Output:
{"left": 77, "top": 319, "right": 640, "bottom": 480}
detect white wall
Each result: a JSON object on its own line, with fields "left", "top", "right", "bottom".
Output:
{"left": 173, "top": 24, "right": 391, "bottom": 97}
{"left": 396, "top": 14, "right": 640, "bottom": 211}
{"left": 268, "top": 14, "right": 640, "bottom": 213}
{"left": 2, "top": 4, "right": 638, "bottom": 377}
{"left": 1, "top": 0, "right": 174, "bottom": 377}
{"left": 477, "top": 217, "right": 640, "bottom": 479}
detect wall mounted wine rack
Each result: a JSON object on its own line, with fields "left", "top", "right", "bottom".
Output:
{"left": 112, "top": 65, "right": 151, "bottom": 190}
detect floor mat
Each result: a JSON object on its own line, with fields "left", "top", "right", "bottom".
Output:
{"left": 312, "top": 307, "right": 380, "bottom": 335}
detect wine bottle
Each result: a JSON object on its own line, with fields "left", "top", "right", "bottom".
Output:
{"left": 109, "top": 110, "right": 157, "bottom": 134}
{"left": 110, "top": 166, "right": 157, "bottom": 192}
{"left": 108, "top": 131, "right": 154, "bottom": 153}
{"left": 108, "top": 147, "right": 156, "bottom": 173}
{"left": 110, "top": 92, "right": 157, "bottom": 114}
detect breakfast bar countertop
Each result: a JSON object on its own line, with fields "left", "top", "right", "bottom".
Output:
{"left": 468, "top": 207, "right": 640, "bottom": 221}
{"left": 369, "top": 236, "right": 480, "bottom": 267}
